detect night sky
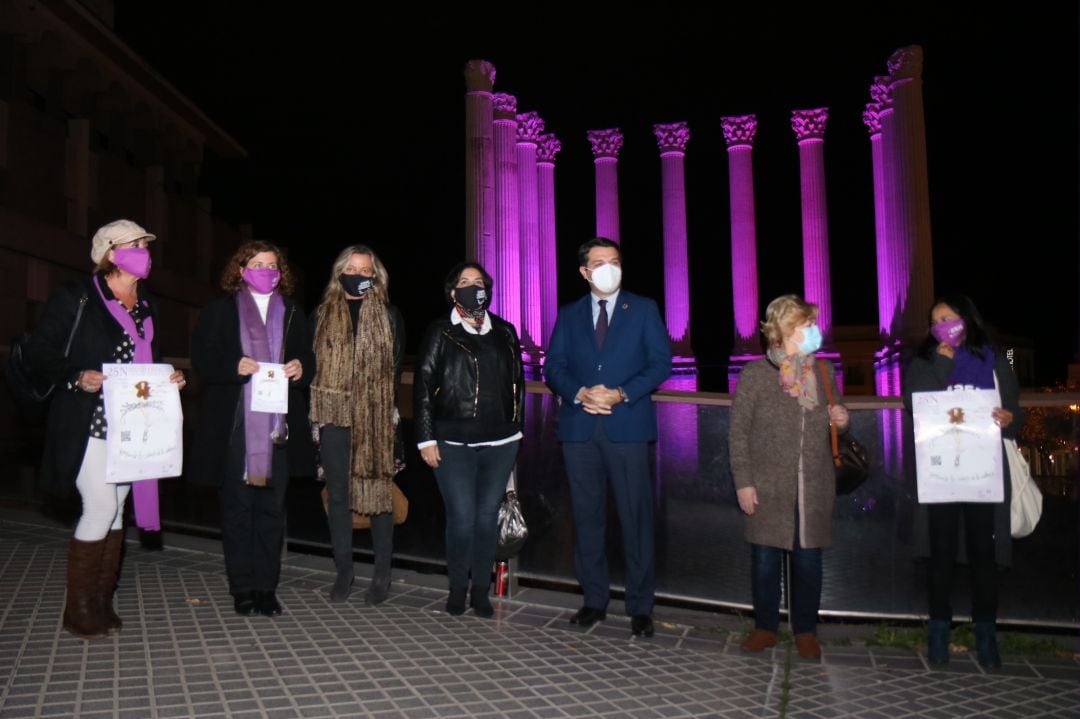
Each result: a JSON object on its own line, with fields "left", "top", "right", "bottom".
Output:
{"left": 113, "top": 3, "right": 1078, "bottom": 387}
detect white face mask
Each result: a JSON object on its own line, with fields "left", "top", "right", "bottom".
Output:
{"left": 589, "top": 263, "right": 622, "bottom": 294}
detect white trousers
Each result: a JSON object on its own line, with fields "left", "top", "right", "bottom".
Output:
{"left": 73, "top": 438, "right": 130, "bottom": 541}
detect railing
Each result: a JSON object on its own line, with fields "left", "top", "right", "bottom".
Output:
{"left": 2, "top": 363, "right": 1075, "bottom": 626}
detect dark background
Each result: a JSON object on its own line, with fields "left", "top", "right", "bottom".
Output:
{"left": 113, "top": 3, "right": 1079, "bottom": 387}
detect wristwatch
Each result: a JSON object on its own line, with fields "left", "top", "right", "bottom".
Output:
{"left": 617, "top": 387, "right": 629, "bottom": 403}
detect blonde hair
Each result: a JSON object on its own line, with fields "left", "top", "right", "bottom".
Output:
{"left": 318, "top": 245, "right": 390, "bottom": 306}
{"left": 761, "top": 294, "right": 819, "bottom": 348}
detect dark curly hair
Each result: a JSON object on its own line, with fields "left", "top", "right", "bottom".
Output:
{"left": 219, "top": 240, "right": 295, "bottom": 296}
{"left": 443, "top": 261, "right": 493, "bottom": 304}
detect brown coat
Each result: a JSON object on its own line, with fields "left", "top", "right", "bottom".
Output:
{"left": 729, "top": 358, "right": 838, "bottom": 549}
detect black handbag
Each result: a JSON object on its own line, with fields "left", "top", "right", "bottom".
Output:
{"left": 5, "top": 292, "right": 88, "bottom": 406}
{"left": 816, "top": 360, "right": 870, "bottom": 495}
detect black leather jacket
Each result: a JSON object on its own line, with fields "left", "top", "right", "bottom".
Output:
{"left": 414, "top": 312, "right": 525, "bottom": 444}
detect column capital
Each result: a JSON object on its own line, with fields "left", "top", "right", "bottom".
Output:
{"left": 653, "top": 121, "right": 690, "bottom": 153}
{"left": 720, "top": 114, "right": 758, "bottom": 148}
{"left": 887, "top": 45, "right": 923, "bottom": 80}
{"left": 791, "top": 108, "right": 829, "bottom": 141}
{"left": 464, "top": 60, "right": 496, "bottom": 92}
{"left": 516, "top": 111, "right": 545, "bottom": 143}
{"left": 537, "top": 133, "right": 561, "bottom": 163}
{"left": 587, "top": 128, "right": 624, "bottom": 158}
{"left": 870, "top": 75, "right": 893, "bottom": 107}
{"left": 493, "top": 93, "right": 518, "bottom": 120}
{"left": 862, "top": 103, "right": 883, "bottom": 135}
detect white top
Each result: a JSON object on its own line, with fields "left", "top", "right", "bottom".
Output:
{"left": 251, "top": 290, "right": 272, "bottom": 323}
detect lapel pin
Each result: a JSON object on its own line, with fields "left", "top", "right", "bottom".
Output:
{"left": 622, "top": 303, "right": 629, "bottom": 310}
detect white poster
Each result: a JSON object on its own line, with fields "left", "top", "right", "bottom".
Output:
{"left": 912, "top": 387, "right": 1003, "bottom": 503}
{"left": 101, "top": 363, "right": 183, "bottom": 483}
{"left": 250, "top": 362, "right": 288, "bottom": 414}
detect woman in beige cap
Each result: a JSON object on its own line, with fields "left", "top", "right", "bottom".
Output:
{"left": 25, "top": 219, "right": 186, "bottom": 639}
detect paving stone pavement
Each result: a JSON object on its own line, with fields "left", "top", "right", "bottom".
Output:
{"left": 0, "top": 516, "right": 1076, "bottom": 719}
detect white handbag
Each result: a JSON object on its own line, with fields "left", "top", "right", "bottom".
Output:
{"left": 1004, "top": 438, "right": 1042, "bottom": 538}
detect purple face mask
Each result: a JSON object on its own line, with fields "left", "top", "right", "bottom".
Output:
{"left": 113, "top": 247, "right": 152, "bottom": 279}
{"left": 242, "top": 268, "right": 281, "bottom": 294}
{"left": 931, "top": 318, "right": 965, "bottom": 348}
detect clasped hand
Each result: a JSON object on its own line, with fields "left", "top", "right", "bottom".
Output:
{"left": 577, "top": 384, "right": 622, "bottom": 415}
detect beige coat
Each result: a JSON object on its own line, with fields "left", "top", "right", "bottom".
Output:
{"left": 729, "top": 358, "right": 838, "bottom": 549}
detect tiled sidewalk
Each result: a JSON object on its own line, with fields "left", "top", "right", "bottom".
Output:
{"left": 0, "top": 515, "right": 1076, "bottom": 719}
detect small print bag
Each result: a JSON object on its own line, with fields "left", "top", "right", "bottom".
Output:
{"left": 816, "top": 360, "right": 871, "bottom": 495}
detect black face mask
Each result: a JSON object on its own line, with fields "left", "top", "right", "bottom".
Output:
{"left": 339, "top": 274, "right": 374, "bottom": 297}
{"left": 454, "top": 285, "right": 488, "bottom": 311}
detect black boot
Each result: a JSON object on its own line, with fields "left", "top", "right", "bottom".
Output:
{"left": 470, "top": 585, "right": 494, "bottom": 619}
{"left": 446, "top": 587, "right": 467, "bottom": 616}
{"left": 364, "top": 513, "right": 394, "bottom": 606}
{"left": 975, "top": 621, "right": 1001, "bottom": 669}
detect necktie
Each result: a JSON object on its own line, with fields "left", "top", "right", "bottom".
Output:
{"left": 596, "top": 299, "right": 608, "bottom": 349}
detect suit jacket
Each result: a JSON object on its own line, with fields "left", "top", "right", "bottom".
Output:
{"left": 544, "top": 290, "right": 672, "bottom": 442}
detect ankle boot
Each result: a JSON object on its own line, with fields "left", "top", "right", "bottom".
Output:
{"left": 927, "top": 619, "right": 950, "bottom": 665}
{"left": 329, "top": 571, "right": 354, "bottom": 602}
{"left": 63, "top": 538, "right": 108, "bottom": 640}
{"left": 98, "top": 529, "right": 124, "bottom": 633}
{"left": 446, "top": 587, "right": 467, "bottom": 616}
{"left": 470, "top": 586, "right": 494, "bottom": 619}
{"left": 975, "top": 621, "right": 1002, "bottom": 669}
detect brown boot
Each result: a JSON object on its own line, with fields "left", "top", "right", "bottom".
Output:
{"left": 795, "top": 632, "right": 822, "bottom": 659}
{"left": 98, "top": 529, "right": 124, "bottom": 633}
{"left": 741, "top": 628, "right": 778, "bottom": 652}
{"left": 63, "top": 538, "right": 108, "bottom": 639}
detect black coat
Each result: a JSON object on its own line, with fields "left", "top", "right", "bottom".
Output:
{"left": 189, "top": 293, "right": 316, "bottom": 486}
{"left": 413, "top": 313, "right": 524, "bottom": 444}
{"left": 26, "top": 276, "right": 162, "bottom": 496}
{"left": 902, "top": 347, "right": 1023, "bottom": 566}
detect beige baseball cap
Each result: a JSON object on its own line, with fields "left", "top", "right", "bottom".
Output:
{"left": 90, "top": 219, "right": 157, "bottom": 264}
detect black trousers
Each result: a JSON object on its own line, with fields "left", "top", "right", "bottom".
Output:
{"left": 927, "top": 502, "right": 998, "bottom": 622}
{"left": 321, "top": 425, "right": 394, "bottom": 580}
{"left": 221, "top": 427, "right": 290, "bottom": 596}
{"left": 562, "top": 423, "right": 655, "bottom": 616}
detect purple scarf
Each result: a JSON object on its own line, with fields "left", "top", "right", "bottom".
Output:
{"left": 93, "top": 275, "right": 160, "bottom": 531}
{"left": 236, "top": 289, "right": 287, "bottom": 486}
{"left": 948, "top": 345, "right": 996, "bottom": 390}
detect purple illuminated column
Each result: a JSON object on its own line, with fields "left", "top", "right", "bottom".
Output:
{"left": 875, "top": 76, "right": 907, "bottom": 341}
{"left": 652, "top": 122, "right": 693, "bottom": 359}
{"left": 864, "top": 85, "right": 891, "bottom": 342}
{"left": 720, "top": 115, "right": 761, "bottom": 356}
{"left": 464, "top": 60, "right": 496, "bottom": 262}
{"left": 791, "top": 108, "right": 833, "bottom": 343}
{"left": 537, "top": 133, "right": 561, "bottom": 347}
{"left": 888, "top": 46, "right": 934, "bottom": 345}
{"left": 516, "top": 111, "right": 545, "bottom": 357}
{"left": 492, "top": 92, "right": 520, "bottom": 328}
{"left": 587, "top": 128, "right": 624, "bottom": 243}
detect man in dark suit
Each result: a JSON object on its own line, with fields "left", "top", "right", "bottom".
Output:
{"left": 544, "top": 237, "right": 672, "bottom": 637}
